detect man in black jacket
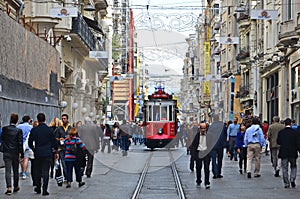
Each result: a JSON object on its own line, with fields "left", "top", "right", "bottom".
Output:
{"left": 29, "top": 113, "right": 59, "bottom": 196}
{"left": 277, "top": 118, "right": 299, "bottom": 188}
{"left": 1, "top": 113, "right": 23, "bottom": 195}
{"left": 190, "top": 121, "right": 211, "bottom": 189}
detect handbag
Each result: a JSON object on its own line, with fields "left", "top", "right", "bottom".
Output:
{"left": 54, "top": 160, "right": 63, "bottom": 187}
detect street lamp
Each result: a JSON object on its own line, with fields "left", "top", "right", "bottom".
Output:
{"left": 59, "top": 101, "right": 68, "bottom": 113}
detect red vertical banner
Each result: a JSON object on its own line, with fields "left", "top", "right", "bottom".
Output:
{"left": 128, "top": 9, "right": 135, "bottom": 121}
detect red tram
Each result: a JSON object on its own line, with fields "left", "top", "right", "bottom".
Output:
{"left": 143, "top": 86, "right": 178, "bottom": 149}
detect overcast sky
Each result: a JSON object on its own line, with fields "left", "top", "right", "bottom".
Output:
{"left": 130, "top": 0, "right": 203, "bottom": 94}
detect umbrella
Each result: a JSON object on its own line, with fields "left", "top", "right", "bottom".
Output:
{"left": 198, "top": 121, "right": 225, "bottom": 159}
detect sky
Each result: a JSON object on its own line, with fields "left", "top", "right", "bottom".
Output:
{"left": 130, "top": 0, "right": 203, "bottom": 94}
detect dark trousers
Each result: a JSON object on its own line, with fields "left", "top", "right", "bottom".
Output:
{"left": 66, "top": 161, "right": 82, "bottom": 183}
{"left": 190, "top": 155, "right": 195, "bottom": 171}
{"left": 211, "top": 148, "right": 224, "bottom": 177}
{"left": 85, "top": 151, "right": 94, "bottom": 176}
{"left": 35, "top": 157, "right": 51, "bottom": 191}
{"left": 229, "top": 136, "right": 237, "bottom": 160}
{"left": 238, "top": 147, "right": 247, "bottom": 171}
{"left": 3, "top": 153, "right": 19, "bottom": 188}
{"left": 195, "top": 152, "right": 211, "bottom": 185}
{"left": 30, "top": 158, "right": 37, "bottom": 186}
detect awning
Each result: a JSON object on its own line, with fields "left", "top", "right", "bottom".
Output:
{"left": 83, "top": 16, "right": 104, "bottom": 35}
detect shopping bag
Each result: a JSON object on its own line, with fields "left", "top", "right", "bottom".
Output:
{"left": 55, "top": 161, "right": 63, "bottom": 187}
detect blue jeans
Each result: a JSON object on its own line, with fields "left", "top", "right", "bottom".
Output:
{"left": 211, "top": 148, "right": 224, "bottom": 177}
{"left": 59, "top": 150, "right": 67, "bottom": 179}
{"left": 281, "top": 158, "right": 297, "bottom": 186}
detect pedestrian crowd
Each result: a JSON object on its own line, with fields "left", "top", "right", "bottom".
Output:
{"left": 183, "top": 116, "right": 300, "bottom": 189}
{"left": 0, "top": 112, "right": 134, "bottom": 196}
{"left": 1, "top": 111, "right": 300, "bottom": 195}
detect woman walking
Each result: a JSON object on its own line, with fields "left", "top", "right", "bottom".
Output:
{"left": 236, "top": 123, "right": 247, "bottom": 174}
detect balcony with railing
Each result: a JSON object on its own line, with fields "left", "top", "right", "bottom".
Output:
{"left": 279, "top": 20, "right": 298, "bottom": 47}
{"left": 71, "top": 13, "right": 97, "bottom": 50}
{"left": 236, "top": 85, "right": 252, "bottom": 102}
{"left": 237, "top": 13, "right": 250, "bottom": 29}
{"left": 236, "top": 47, "right": 250, "bottom": 64}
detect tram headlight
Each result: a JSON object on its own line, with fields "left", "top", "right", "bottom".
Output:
{"left": 157, "top": 128, "right": 163, "bottom": 135}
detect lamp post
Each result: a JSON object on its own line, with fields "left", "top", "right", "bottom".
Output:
{"left": 72, "top": 102, "right": 79, "bottom": 122}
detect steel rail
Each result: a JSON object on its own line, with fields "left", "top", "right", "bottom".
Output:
{"left": 131, "top": 152, "right": 153, "bottom": 199}
{"left": 169, "top": 151, "right": 186, "bottom": 199}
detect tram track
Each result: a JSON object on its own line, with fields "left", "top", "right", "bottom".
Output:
{"left": 131, "top": 150, "right": 186, "bottom": 199}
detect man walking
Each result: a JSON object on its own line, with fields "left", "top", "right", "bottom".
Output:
{"left": 1, "top": 113, "right": 24, "bottom": 195}
{"left": 227, "top": 117, "right": 240, "bottom": 161}
{"left": 29, "top": 113, "right": 58, "bottom": 195}
{"left": 277, "top": 118, "right": 299, "bottom": 188}
{"left": 17, "top": 115, "right": 33, "bottom": 179}
{"left": 190, "top": 122, "right": 211, "bottom": 189}
{"left": 188, "top": 120, "right": 199, "bottom": 172}
{"left": 55, "top": 114, "right": 71, "bottom": 181}
{"left": 211, "top": 123, "right": 226, "bottom": 179}
{"left": 78, "top": 117, "right": 101, "bottom": 178}
{"left": 244, "top": 117, "right": 265, "bottom": 178}
{"left": 268, "top": 116, "right": 284, "bottom": 177}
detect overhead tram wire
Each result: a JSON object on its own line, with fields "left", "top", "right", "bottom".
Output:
{"left": 120, "top": 2, "right": 300, "bottom": 11}
{"left": 145, "top": 2, "right": 171, "bottom": 73}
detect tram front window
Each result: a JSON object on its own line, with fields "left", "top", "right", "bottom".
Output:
{"left": 161, "top": 106, "right": 168, "bottom": 120}
{"left": 154, "top": 106, "right": 160, "bottom": 121}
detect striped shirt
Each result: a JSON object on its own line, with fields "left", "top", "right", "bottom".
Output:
{"left": 64, "top": 136, "right": 85, "bottom": 161}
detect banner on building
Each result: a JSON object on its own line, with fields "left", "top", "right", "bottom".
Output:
{"left": 250, "top": 10, "right": 278, "bottom": 20}
{"left": 89, "top": 51, "right": 108, "bottom": 58}
{"left": 204, "top": 81, "right": 210, "bottom": 95}
{"left": 50, "top": 7, "right": 78, "bottom": 18}
{"left": 220, "top": 37, "right": 239, "bottom": 44}
{"left": 204, "top": 42, "right": 210, "bottom": 75}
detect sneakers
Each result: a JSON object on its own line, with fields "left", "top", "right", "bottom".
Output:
{"left": 79, "top": 182, "right": 85, "bottom": 187}
{"left": 291, "top": 181, "right": 296, "bottom": 188}
{"left": 239, "top": 169, "right": 243, "bottom": 174}
{"left": 21, "top": 172, "right": 27, "bottom": 180}
{"left": 5, "top": 189, "right": 12, "bottom": 195}
{"left": 217, "top": 175, "right": 223, "bottom": 178}
{"left": 196, "top": 183, "right": 201, "bottom": 187}
{"left": 205, "top": 184, "right": 210, "bottom": 189}
{"left": 254, "top": 174, "right": 261, "bottom": 178}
